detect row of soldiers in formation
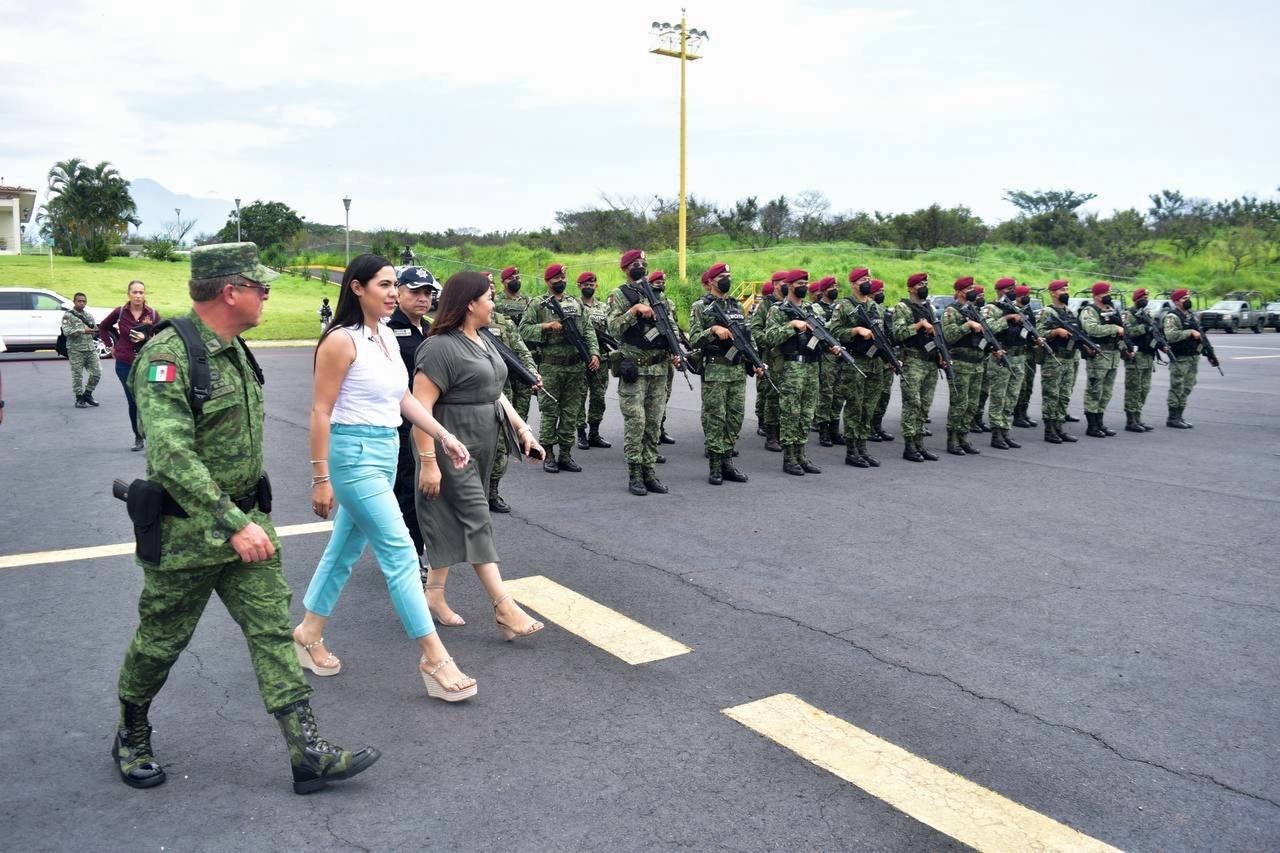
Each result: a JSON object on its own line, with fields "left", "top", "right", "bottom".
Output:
{"left": 393, "top": 253, "right": 1220, "bottom": 502}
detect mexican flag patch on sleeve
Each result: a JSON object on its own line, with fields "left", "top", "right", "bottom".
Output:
{"left": 147, "top": 362, "right": 177, "bottom": 382}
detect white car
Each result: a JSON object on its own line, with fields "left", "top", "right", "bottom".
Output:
{"left": 0, "top": 286, "right": 114, "bottom": 357}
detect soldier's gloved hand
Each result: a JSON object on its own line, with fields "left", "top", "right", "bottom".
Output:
{"left": 230, "top": 522, "right": 276, "bottom": 563}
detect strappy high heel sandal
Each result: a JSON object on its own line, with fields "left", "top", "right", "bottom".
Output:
{"left": 293, "top": 635, "right": 341, "bottom": 677}
{"left": 423, "top": 584, "right": 466, "bottom": 627}
{"left": 419, "top": 656, "right": 477, "bottom": 702}
{"left": 493, "top": 593, "right": 544, "bottom": 642}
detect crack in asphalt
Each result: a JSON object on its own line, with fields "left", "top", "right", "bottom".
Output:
{"left": 323, "top": 811, "right": 373, "bottom": 852}
{"left": 509, "top": 511, "right": 1280, "bottom": 812}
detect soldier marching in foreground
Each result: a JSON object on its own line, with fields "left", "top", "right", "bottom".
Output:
{"left": 1164, "top": 287, "right": 1220, "bottom": 428}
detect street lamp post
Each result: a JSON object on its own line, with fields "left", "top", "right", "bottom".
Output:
{"left": 650, "top": 11, "right": 709, "bottom": 285}
{"left": 174, "top": 208, "right": 181, "bottom": 246}
{"left": 234, "top": 198, "right": 241, "bottom": 242}
{"left": 343, "top": 195, "right": 352, "bottom": 267}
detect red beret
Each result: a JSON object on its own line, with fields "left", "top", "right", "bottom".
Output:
{"left": 1014, "top": 285, "right": 1031, "bottom": 298}
{"left": 705, "top": 262, "right": 729, "bottom": 282}
{"left": 783, "top": 269, "right": 809, "bottom": 284}
{"left": 1171, "top": 288, "right": 1189, "bottom": 301}
{"left": 953, "top": 276, "right": 975, "bottom": 291}
{"left": 870, "top": 279, "right": 885, "bottom": 293}
{"left": 1048, "top": 279, "right": 1069, "bottom": 293}
{"left": 817, "top": 276, "right": 838, "bottom": 289}
{"left": 995, "top": 277, "right": 1016, "bottom": 290}
{"left": 907, "top": 273, "right": 928, "bottom": 287}
{"left": 544, "top": 263, "right": 566, "bottom": 281}
{"left": 971, "top": 284, "right": 985, "bottom": 293}
{"left": 1091, "top": 281, "right": 1111, "bottom": 296}
{"left": 771, "top": 270, "right": 789, "bottom": 283}
{"left": 761, "top": 282, "right": 775, "bottom": 296}
{"left": 619, "top": 249, "right": 644, "bottom": 269}
{"left": 648, "top": 270, "right": 666, "bottom": 284}
{"left": 500, "top": 266, "right": 519, "bottom": 282}
{"left": 849, "top": 267, "right": 870, "bottom": 283}
{"left": 699, "top": 269, "right": 710, "bottom": 285}
{"left": 577, "top": 271, "right": 597, "bottom": 285}
{"left": 1132, "top": 288, "right": 1148, "bottom": 300}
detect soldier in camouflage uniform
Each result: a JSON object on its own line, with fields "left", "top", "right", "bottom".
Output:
{"left": 941, "top": 277, "right": 993, "bottom": 456}
{"left": 892, "top": 273, "right": 943, "bottom": 462}
{"left": 114, "top": 243, "right": 377, "bottom": 794}
{"left": 749, "top": 279, "right": 779, "bottom": 441}
{"left": 496, "top": 266, "right": 534, "bottom": 421}
{"left": 480, "top": 275, "right": 541, "bottom": 513}
{"left": 827, "top": 267, "right": 885, "bottom": 468}
{"left": 1036, "top": 279, "right": 1081, "bottom": 443}
{"left": 809, "top": 276, "right": 843, "bottom": 447}
{"left": 574, "top": 271, "right": 614, "bottom": 451}
{"left": 1079, "top": 281, "right": 1128, "bottom": 438}
{"left": 1164, "top": 287, "right": 1215, "bottom": 428}
{"left": 520, "top": 263, "right": 600, "bottom": 473}
{"left": 980, "top": 278, "right": 1030, "bottom": 450}
{"left": 648, "top": 270, "right": 678, "bottom": 452}
{"left": 867, "top": 280, "right": 896, "bottom": 443}
{"left": 1012, "top": 286, "right": 1041, "bottom": 429}
{"left": 607, "top": 250, "right": 676, "bottom": 495}
{"left": 688, "top": 262, "right": 759, "bottom": 484}
{"left": 1121, "top": 287, "right": 1157, "bottom": 432}
{"left": 753, "top": 271, "right": 790, "bottom": 452}
{"left": 62, "top": 292, "right": 102, "bottom": 407}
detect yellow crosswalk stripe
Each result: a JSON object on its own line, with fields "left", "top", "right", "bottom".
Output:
{"left": 0, "top": 521, "right": 335, "bottom": 570}
{"left": 506, "top": 575, "right": 692, "bottom": 665}
{"left": 723, "top": 693, "right": 1121, "bottom": 853}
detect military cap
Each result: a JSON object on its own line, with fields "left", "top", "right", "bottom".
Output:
{"left": 995, "top": 277, "right": 1016, "bottom": 290}
{"left": 870, "top": 279, "right": 885, "bottom": 293}
{"left": 397, "top": 266, "right": 439, "bottom": 290}
{"left": 953, "top": 276, "right": 975, "bottom": 291}
{"left": 848, "top": 267, "right": 870, "bottom": 283}
{"left": 501, "top": 266, "right": 519, "bottom": 282}
{"left": 784, "top": 269, "right": 809, "bottom": 284}
{"left": 648, "top": 270, "right": 666, "bottom": 284}
{"left": 1014, "top": 285, "right": 1031, "bottom": 298}
{"left": 1048, "top": 279, "right": 1070, "bottom": 292}
{"left": 190, "top": 242, "right": 278, "bottom": 282}
{"left": 813, "top": 276, "right": 837, "bottom": 290}
{"left": 1171, "top": 287, "right": 1189, "bottom": 301}
{"left": 1132, "top": 287, "right": 1148, "bottom": 300}
{"left": 907, "top": 273, "right": 928, "bottom": 286}
{"left": 577, "top": 271, "right": 597, "bottom": 285}
{"left": 705, "top": 262, "right": 729, "bottom": 282}
{"left": 761, "top": 282, "right": 775, "bottom": 296}
{"left": 620, "top": 249, "right": 645, "bottom": 269}
{"left": 544, "top": 263, "right": 567, "bottom": 281}
{"left": 1091, "top": 281, "right": 1111, "bottom": 296}
{"left": 771, "top": 270, "right": 789, "bottom": 283}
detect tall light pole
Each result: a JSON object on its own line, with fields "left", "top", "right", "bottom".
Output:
{"left": 342, "top": 195, "right": 352, "bottom": 266}
{"left": 174, "top": 208, "right": 181, "bottom": 246}
{"left": 234, "top": 198, "right": 242, "bottom": 242}
{"left": 650, "top": 12, "right": 709, "bottom": 284}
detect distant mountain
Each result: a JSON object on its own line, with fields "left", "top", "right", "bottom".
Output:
{"left": 129, "top": 178, "right": 234, "bottom": 241}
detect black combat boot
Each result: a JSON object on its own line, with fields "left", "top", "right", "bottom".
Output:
{"left": 783, "top": 445, "right": 805, "bottom": 476}
{"left": 799, "top": 448, "right": 822, "bottom": 474}
{"left": 113, "top": 700, "right": 166, "bottom": 789}
{"left": 275, "top": 699, "right": 380, "bottom": 795}
{"left": 655, "top": 452, "right": 666, "bottom": 464}
{"left": 131, "top": 433, "right": 145, "bottom": 452}
{"left": 1100, "top": 416, "right": 1116, "bottom": 437}
{"left": 542, "top": 446, "right": 560, "bottom": 473}
{"left": 1012, "top": 407, "right": 1037, "bottom": 428}
{"left": 902, "top": 439, "right": 924, "bottom": 463}
{"left": 875, "top": 421, "right": 895, "bottom": 442}
{"left": 1138, "top": 412, "right": 1155, "bottom": 431}
{"left": 1167, "top": 407, "right": 1193, "bottom": 429}
{"left": 858, "top": 439, "right": 880, "bottom": 467}
{"left": 1003, "top": 428, "right": 1021, "bottom": 449}
{"left": 947, "top": 431, "right": 966, "bottom": 456}
{"left": 488, "top": 480, "right": 510, "bottom": 513}
{"left": 756, "top": 416, "right": 765, "bottom": 437}
{"left": 628, "top": 464, "right": 648, "bottom": 495}
{"left": 959, "top": 432, "right": 980, "bottom": 454}
{"left": 730, "top": 446, "right": 740, "bottom": 457}
{"left": 831, "top": 421, "right": 846, "bottom": 445}
{"left": 970, "top": 416, "right": 989, "bottom": 433}
{"left": 557, "top": 448, "right": 582, "bottom": 472}
{"left": 588, "top": 421, "right": 611, "bottom": 448}
{"left": 1044, "top": 422, "right": 1063, "bottom": 444}
{"left": 764, "top": 425, "right": 782, "bottom": 453}
{"left": 721, "top": 457, "right": 749, "bottom": 482}
{"left": 1056, "top": 421, "right": 1078, "bottom": 442}
{"left": 707, "top": 452, "right": 723, "bottom": 485}
{"left": 1064, "top": 412, "right": 1080, "bottom": 423}
{"left": 990, "top": 428, "right": 1010, "bottom": 450}
{"left": 83, "top": 391, "right": 100, "bottom": 407}
{"left": 818, "top": 421, "right": 833, "bottom": 448}
{"left": 918, "top": 440, "right": 940, "bottom": 461}
{"left": 846, "top": 445, "right": 870, "bottom": 467}
{"left": 576, "top": 424, "right": 590, "bottom": 450}
{"left": 659, "top": 419, "right": 675, "bottom": 444}
{"left": 75, "top": 393, "right": 88, "bottom": 408}
{"left": 1086, "top": 412, "right": 1106, "bottom": 438}
{"left": 642, "top": 466, "right": 668, "bottom": 493}
{"left": 922, "top": 425, "right": 933, "bottom": 437}
{"left": 1124, "top": 412, "right": 1144, "bottom": 433}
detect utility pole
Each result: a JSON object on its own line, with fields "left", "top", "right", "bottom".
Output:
{"left": 342, "top": 195, "right": 352, "bottom": 267}
{"left": 234, "top": 198, "right": 242, "bottom": 242}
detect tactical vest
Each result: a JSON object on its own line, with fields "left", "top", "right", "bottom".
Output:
{"left": 699, "top": 295, "right": 746, "bottom": 360}
{"left": 1043, "top": 305, "right": 1076, "bottom": 353}
{"left": 994, "top": 299, "right": 1024, "bottom": 348}
{"left": 902, "top": 301, "right": 934, "bottom": 351}
{"left": 1167, "top": 310, "right": 1201, "bottom": 357}
{"left": 496, "top": 295, "right": 529, "bottom": 324}
{"left": 1081, "top": 304, "right": 1120, "bottom": 350}
{"left": 843, "top": 297, "right": 878, "bottom": 358}
{"left": 776, "top": 302, "right": 817, "bottom": 358}
{"left": 1127, "top": 309, "right": 1153, "bottom": 353}
{"left": 617, "top": 284, "right": 666, "bottom": 350}
{"left": 947, "top": 305, "right": 980, "bottom": 349}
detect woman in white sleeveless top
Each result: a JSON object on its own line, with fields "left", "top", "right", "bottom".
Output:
{"left": 294, "top": 254, "right": 477, "bottom": 702}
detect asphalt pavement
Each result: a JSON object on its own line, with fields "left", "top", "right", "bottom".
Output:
{"left": 1, "top": 331, "right": 1277, "bottom": 851}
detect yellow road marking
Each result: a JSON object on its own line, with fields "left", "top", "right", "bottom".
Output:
{"left": 505, "top": 575, "right": 692, "bottom": 665}
{"left": 0, "top": 521, "right": 335, "bottom": 570}
{"left": 723, "top": 694, "right": 1121, "bottom": 853}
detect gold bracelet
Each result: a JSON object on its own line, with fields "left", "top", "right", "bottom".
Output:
{"left": 419, "top": 451, "right": 437, "bottom": 459}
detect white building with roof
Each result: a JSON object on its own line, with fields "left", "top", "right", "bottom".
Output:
{"left": 0, "top": 184, "right": 37, "bottom": 254}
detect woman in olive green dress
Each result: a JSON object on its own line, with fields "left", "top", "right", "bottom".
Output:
{"left": 412, "top": 271, "right": 546, "bottom": 640}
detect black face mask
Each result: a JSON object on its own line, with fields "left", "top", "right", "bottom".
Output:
{"left": 1181, "top": 298, "right": 1192, "bottom": 311}
{"left": 652, "top": 282, "right": 665, "bottom": 292}
{"left": 629, "top": 266, "right": 647, "bottom": 281}
{"left": 1018, "top": 296, "right": 1031, "bottom": 307}
{"left": 975, "top": 297, "right": 986, "bottom": 307}
{"left": 550, "top": 281, "right": 566, "bottom": 294}
{"left": 580, "top": 287, "right": 595, "bottom": 299}
{"left": 793, "top": 286, "right": 808, "bottom": 299}
{"left": 1134, "top": 298, "right": 1148, "bottom": 310}
{"left": 1101, "top": 295, "right": 1113, "bottom": 306}
{"left": 915, "top": 285, "right": 929, "bottom": 299}
{"left": 966, "top": 289, "right": 980, "bottom": 303}
{"left": 714, "top": 277, "right": 731, "bottom": 294}
{"left": 779, "top": 284, "right": 790, "bottom": 297}
{"left": 507, "top": 280, "right": 521, "bottom": 294}
{"left": 873, "top": 293, "right": 884, "bottom": 304}
{"left": 1057, "top": 293, "right": 1069, "bottom": 305}
{"left": 824, "top": 290, "right": 838, "bottom": 301}
{"left": 858, "top": 282, "right": 873, "bottom": 296}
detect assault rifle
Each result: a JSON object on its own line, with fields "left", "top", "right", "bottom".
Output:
{"left": 953, "top": 302, "right": 1013, "bottom": 372}
{"left": 1183, "top": 312, "right": 1224, "bottom": 375}
{"left": 1004, "top": 302, "right": 1061, "bottom": 364}
{"left": 706, "top": 299, "right": 779, "bottom": 392}
{"left": 478, "top": 327, "right": 554, "bottom": 401}
{"left": 635, "top": 278, "right": 694, "bottom": 389}
{"left": 921, "top": 303, "right": 956, "bottom": 382}
{"left": 543, "top": 296, "right": 592, "bottom": 365}
{"left": 1042, "top": 309, "right": 1101, "bottom": 358}
{"left": 777, "top": 300, "right": 865, "bottom": 377}
{"left": 1133, "top": 307, "right": 1173, "bottom": 363}
{"left": 852, "top": 301, "right": 903, "bottom": 375}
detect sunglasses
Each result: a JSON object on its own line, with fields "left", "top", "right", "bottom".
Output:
{"left": 236, "top": 281, "right": 271, "bottom": 296}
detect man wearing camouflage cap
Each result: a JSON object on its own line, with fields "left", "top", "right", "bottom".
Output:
{"left": 112, "top": 243, "right": 378, "bottom": 795}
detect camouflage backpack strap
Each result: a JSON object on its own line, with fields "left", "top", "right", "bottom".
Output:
{"left": 236, "top": 337, "right": 265, "bottom": 387}
{"left": 153, "top": 316, "right": 212, "bottom": 416}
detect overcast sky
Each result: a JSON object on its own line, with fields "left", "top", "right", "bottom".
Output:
{"left": 3, "top": 0, "right": 1277, "bottom": 234}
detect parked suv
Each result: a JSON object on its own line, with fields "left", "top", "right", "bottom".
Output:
{"left": 1198, "top": 300, "right": 1265, "bottom": 334}
{"left": 0, "top": 287, "right": 114, "bottom": 356}
{"left": 1264, "top": 301, "right": 1280, "bottom": 332}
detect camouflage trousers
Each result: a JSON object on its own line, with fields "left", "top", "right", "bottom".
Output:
{"left": 1016, "top": 350, "right": 1040, "bottom": 413}
{"left": 1167, "top": 357, "right": 1198, "bottom": 409}
{"left": 946, "top": 357, "right": 984, "bottom": 432}
{"left": 700, "top": 376, "right": 746, "bottom": 454}
{"left": 509, "top": 378, "right": 532, "bottom": 423}
{"left": 618, "top": 368, "right": 669, "bottom": 464}
{"left": 579, "top": 364, "right": 610, "bottom": 426}
{"left": 777, "top": 360, "right": 819, "bottom": 446}
{"left": 491, "top": 382, "right": 516, "bottom": 485}
{"left": 975, "top": 360, "right": 991, "bottom": 423}
{"left": 1084, "top": 350, "right": 1120, "bottom": 414}
{"left": 815, "top": 358, "right": 839, "bottom": 423}
{"left": 69, "top": 346, "right": 101, "bottom": 397}
{"left": 1040, "top": 351, "right": 1079, "bottom": 422}
{"left": 759, "top": 353, "right": 782, "bottom": 427}
{"left": 117, "top": 544, "right": 312, "bottom": 715}
{"left": 986, "top": 352, "right": 1025, "bottom": 430}
{"left": 1124, "top": 352, "right": 1155, "bottom": 414}
{"left": 874, "top": 373, "right": 892, "bottom": 424}
{"left": 537, "top": 364, "right": 587, "bottom": 449}
{"left": 834, "top": 356, "right": 881, "bottom": 442}
{"left": 899, "top": 353, "right": 938, "bottom": 442}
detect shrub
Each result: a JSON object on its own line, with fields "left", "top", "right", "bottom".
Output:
{"left": 81, "top": 235, "right": 112, "bottom": 263}
{"left": 141, "top": 238, "right": 178, "bottom": 262}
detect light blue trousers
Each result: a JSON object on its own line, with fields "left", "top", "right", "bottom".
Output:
{"left": 303, "top": 425, "right": 435, "bottom": 639}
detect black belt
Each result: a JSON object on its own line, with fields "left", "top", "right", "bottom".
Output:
{"left": 781, "top": 354, "right": 816, "bottom": 363}
{"left": 162, "top": 478, "right": 267, "bottom": 518}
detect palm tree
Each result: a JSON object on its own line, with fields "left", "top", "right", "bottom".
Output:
{"left": 41, "top": 158, "right": 139, "bottom": 261}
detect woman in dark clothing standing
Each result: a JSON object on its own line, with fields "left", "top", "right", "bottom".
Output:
{"left": 413, "top": 271, "right": 545, "bottom": 640}
{"left": 98, "top": 279, "right": 160, "bottom": 450}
